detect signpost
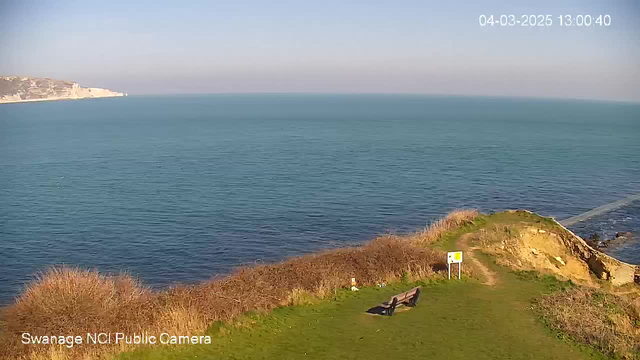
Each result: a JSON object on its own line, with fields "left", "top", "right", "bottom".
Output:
{"left": 447, "top": 251, "right": 463, "bottom": 280}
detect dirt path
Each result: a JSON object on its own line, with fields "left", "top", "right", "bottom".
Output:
{"left": 458, "top": 233, "right": 498, "bottom": 286}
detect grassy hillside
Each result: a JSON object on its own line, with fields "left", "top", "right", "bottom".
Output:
{"left": 2, "top": 210, "right": 638, "bottom": 360}
{"left": 120, "top": 269, "right": 603, "bottom": 360}
{"left": 117, "top": 210, "right": 638, "bottom": 360}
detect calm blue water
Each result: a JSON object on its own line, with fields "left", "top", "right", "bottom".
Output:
{"left": 1, "top": 95, "right": 639, "bottom": 304}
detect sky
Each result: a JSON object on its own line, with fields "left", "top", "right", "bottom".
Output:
{"left": 0, "top": 0, "right": 639, "bottom": 101}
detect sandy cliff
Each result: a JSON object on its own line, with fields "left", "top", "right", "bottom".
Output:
{"left": 0, "top": 76, "right": 125, "bottom": 104}
{"left": 478, "top": 210, "right": 639, "bottom": 287}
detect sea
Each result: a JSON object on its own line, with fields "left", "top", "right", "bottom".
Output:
{"left": 1, "top": 94, "right": 639, "bottom": 304}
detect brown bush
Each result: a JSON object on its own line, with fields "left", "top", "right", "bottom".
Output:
{"left": 3, "top": 268, "right": 155, "bottom": 333}
{"left": 0, "top": 210, "right": 476, "bottom": 360}
{"left": 0, "top": 268, "right": 156, "bottom": 359}
{"left": 535, "top": 288, "right": 640, "bottom": 359}
{"left": 410, "top": 209, "right": 479, "bottom": 246}
{"left": 162, "top": 236, "right": 448, "bottom": 324}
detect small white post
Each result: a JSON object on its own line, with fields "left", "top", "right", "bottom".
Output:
{"left": 448, "top": 263, "right": 451, "bottom": 280}
{"left": 458, "top": 263, "right": 461, "bottom": 280}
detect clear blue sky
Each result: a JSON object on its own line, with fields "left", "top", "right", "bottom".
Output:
{"left": 1, "top": 0, "right": 639, "bottom": 101}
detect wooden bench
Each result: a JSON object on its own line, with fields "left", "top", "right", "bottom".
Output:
{"left": 379, "top": 287, "right": 421, "bottom": 316}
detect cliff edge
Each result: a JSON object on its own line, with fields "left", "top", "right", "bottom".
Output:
{"left": 0, "top": 76, "right": 125, "bottom": 104}
{"left": 473, "top": 210, "right": 639, "bottom": 287}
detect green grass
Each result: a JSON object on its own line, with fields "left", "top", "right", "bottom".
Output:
{"left": 119, "top": 273, "right": 604, "bottom": 360}
{"left": 118, "top": 211, "right": 607, "bottom": 360}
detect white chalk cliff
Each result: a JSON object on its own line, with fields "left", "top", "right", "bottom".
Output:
{"left": 0, "top": 76, "right": 125, "bottom": 104}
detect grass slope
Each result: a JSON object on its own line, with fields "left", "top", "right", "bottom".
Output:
{"left": 120, "top": 275, "right": 601, "bottom": 360}
{"left": 120, "top": 212, "right": 606, "bottom": 360}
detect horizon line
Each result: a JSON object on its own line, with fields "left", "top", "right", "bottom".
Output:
{"left": 120, "top": 92, "right": 640, "bottom": 105}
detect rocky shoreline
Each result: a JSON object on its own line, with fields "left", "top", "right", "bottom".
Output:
{"left": 585, "top": 231, "right": 634, "bottom": 252}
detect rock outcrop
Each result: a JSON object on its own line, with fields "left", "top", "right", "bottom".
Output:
{"left": 585, "top": 231, "right": 634, "bottom": 252}
{"left": 0, "top": 76, "right": 125, "bottom": 104}
{"left": 554, "top": 221, "right": 638, "bottom": 286}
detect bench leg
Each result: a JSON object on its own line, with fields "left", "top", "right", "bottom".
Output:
{"left": 387, "top": 298, "right": 398, "bottom": 316}
{"left": 409, "top": 288, "right": 421, "bottom": 307}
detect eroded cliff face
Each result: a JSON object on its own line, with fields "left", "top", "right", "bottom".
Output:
{"left": 554, "top": 220, "right": 639, "bottom": 286}
{"left": 480, "top": 210, "right": 639, "bottom": 287}
{"left": 0, "top": 76, "right": 125, "bottom": 103}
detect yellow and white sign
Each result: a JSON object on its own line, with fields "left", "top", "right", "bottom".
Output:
{"left": 447, "top": 251, "right": 463, "bottom": 280}
{"left": 447, "top": 251, "right": 463, "bottom": 264}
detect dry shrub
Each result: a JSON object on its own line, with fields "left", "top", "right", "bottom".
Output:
{"left": 410, "top": 209, "right": 479, "bottom": 246}
{"left": 160, "top": 236, "right": 449, "bottom": 326}
{"left": 284, "top": 288, "right": 318, "bottom": 306}
{"left": 536, "top": 288, "right": 640, "bottom": 358}
{"left": 3, "top": 268, "right": 154, "bottom": 333}
{"left": 1, "top": 216, "right": 474, "bottom": 360}
{"left": 0, "top": 268, "right": 155, "bottom": 359}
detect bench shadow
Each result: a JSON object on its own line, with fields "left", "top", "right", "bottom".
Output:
{"left": 366, "top": 305, "right": 415, "bottom": 316}
{"left": 365, "top": 306, "right": 387, "bottom": 315}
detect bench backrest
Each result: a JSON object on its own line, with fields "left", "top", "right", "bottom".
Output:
{"left": 390, "top": 287, "right": 419, "bottom": 302}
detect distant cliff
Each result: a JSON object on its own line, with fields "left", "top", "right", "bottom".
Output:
{"left": 0, "top": 76, "right": 125, "bottom": 104}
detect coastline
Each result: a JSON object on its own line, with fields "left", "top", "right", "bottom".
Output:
{"left": 0, "top": 94, "right": 126, "bottom": 105}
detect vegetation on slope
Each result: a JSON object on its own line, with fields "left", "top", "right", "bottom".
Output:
{"left": 0, "top": 210, "right": 478, "bottom": 360}
{"left": 536, "top": 288, "right": 640, "bottom": 358}
{"left": 2, "top": 209, "right": 638, "bottom": 360}
{"left": 119, "top": 272, "right": 603, "bottom": 360}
